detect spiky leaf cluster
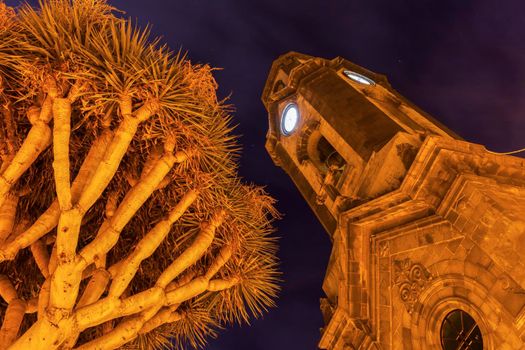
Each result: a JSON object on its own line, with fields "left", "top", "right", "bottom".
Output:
{"left": 0, "top": 1, "right": 279, "bottom": 348}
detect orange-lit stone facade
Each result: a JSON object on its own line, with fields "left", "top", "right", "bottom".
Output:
{"left": 262, "top": 52, "right": 525, "bottom": 349}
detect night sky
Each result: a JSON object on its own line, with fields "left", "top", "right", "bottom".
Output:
{"left": 6, "top": 0, "right": 525, "bottom": 349}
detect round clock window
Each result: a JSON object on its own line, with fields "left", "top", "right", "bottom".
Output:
{"left": 343, "top": 70, "right": 375, "bottom": 85}
{"left": 281, "top": 103, "right": 299, "bottom": 135}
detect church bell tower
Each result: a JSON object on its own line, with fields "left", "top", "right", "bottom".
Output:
{"left": 262, "top": 52, "right": 525, "bottom": 349}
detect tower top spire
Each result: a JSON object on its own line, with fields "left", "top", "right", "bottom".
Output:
{"left": 262, "top": 52, "right": 458, "bottom": 235}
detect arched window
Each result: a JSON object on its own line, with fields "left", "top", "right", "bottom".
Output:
{"left": 441, "top": 309, "right": 483, "bottom": 350}
{"left": 296, "top": 125, "right": 349, "bottom": 203}
{"left": 306, "top": 134, "right": 346, "bottom": 203}
{"left": 307, "top": 135, "right": 345, "bottom": 175}
{"left": 315, "top": 136, "right": 345, "bottom": 181}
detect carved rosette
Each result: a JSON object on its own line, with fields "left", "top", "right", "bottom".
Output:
{"left": 393, "top": 258, "right": 432, "bottom": 314}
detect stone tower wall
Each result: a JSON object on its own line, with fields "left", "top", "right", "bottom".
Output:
{"left": 263, "top": 52, "right": 525, "bottom": 349}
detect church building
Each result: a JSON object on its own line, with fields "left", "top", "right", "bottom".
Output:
{"left": 262, "top": 52, "right": 525, "bottom": 349}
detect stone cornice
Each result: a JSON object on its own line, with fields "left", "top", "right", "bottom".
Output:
{"left": 339, "top": 135, "right": 525, "bottom": 232}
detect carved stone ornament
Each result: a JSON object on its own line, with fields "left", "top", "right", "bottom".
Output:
{"left": 499, "top": 275, "right": 525, "bottom": 294}
{"left": 378, "top": 241, "right": 389, "bottom": 257}
{"left": 320, "top": 297, "right": 336, "bottom": 325}
{"left": 393, "top": 258, "right": 433, "bottom": 314}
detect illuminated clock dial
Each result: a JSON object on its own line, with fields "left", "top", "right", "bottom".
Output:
{"left": 281, "top": 103, "right": 299, "bottom": 135}
{"left": 343, "top": 70, "right": 375, "bottom": 85}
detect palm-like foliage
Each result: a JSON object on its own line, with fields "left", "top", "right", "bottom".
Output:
{"left": 0, "top": 1, "right": 279, "bottom": 349}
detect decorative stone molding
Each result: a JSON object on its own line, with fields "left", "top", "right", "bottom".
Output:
{"left": 265, "top": 53, "right": 525, "bottom": 350}
{"left": 296, "top": 120, "right": 320, "bottom": 164}
{"left": 393, "top": 258, "right": 433, "bottom": 314}
{"left": 499, "top": 275, "right": 525, "bottom": 294}
{"left": 378, "top": 241, "right": 389, "bottom": 257}
{"left": 320, "top": 297, "right": 336, "bottom": 325}
{"left": 408, "top": 273, "right": 515, "bottom": 350}
{"left": 341, "top": 319, "right": 377, "bottom": 350}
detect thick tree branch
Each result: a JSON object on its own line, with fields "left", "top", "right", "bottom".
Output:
{"left": 75, "top": 218, "right": 231, "bottom": 330}
{"left": 0, "top": 276, "right": 25, "bottom": 347}
{"left": 30, "top": 239, "right": 50, "bottom": 278}
{"left": 77, "top": 148, "right": 188, "bottom": 270}
{"left": 0, "top": 97, "right": 54, "bottom": 208}
{"left": 138, "top": 308, "right": 182, "bottom": 335}
{"left": 37, "top": 278, "right": 50, "bottom": 320}
{"left": 109, "top": 189, "right": 198, "bottom": 297}
{"left": 0, "top": 3, "right": 279, "bottom": 347}
{"left": 51, "top": 96, "right": 79, "bottom": 313}
{"left": 204, "top": 245, "right": 233, "bottom": 280}
{"left": 0, "top": 298, "right": 26, "bottom": 347}
{"left": 76, "top": 269, "right": 111, "bottom": 309}
{"left": 46, "top": 103, "right": 165, "bottom": 311}
{"left": 52, "top": 97, "right": 73, "bottom": 210}
{"left": 26, "top": 298, "right": 38, "bottom": 314}
{"left": 0, "top": 131, "right": 112, "bottom": 261}
{"left": 0, "top": 103, "right": 16, "bottom": 173}
{"left": 0, "top": 194, "right": 18, "bottom": 243}
{"left": 0, "top": 275, "right": 17, "bottom": 303}
{"left": 166, "top": 244, "right": 233, "bottom": 306}
{"left": 48, "top": 245, "right": 57, "bottom": 275}
{"left": 74, "top": 287, "right": 164, "bottom": 331}
{"left": 49, "top": 206, "right": 83, "bottom": 310}
{"left": 64, "top": 269, "right": 111, "bottom": 349}
{"left": 74, "top": 242, "right": 230, "bottom": 333}
{"left": 74, "top": 246, "right": 236, "bottom": 349}
{"left": 83, "top": 244, "right": 232, "bottom": 328}
{"left": 75, "top": 306, "right": 162, "bottom": 350}
{"left": 76, "top": 99, "right": 158, "bottom": 214}
{"left": 207, "top": 277, "right": 240, "bottom": 291}
{"left": 49, "top": 98, "right": 153, "bottom": 311}
{"left": 7, "top": 316, "right": 73, "bottom": 350}
{"left": 104, "top": 190, "right": 119, "bottom": 219}
{"left": 156, "top": 211, "right": 225, "bottom": 288}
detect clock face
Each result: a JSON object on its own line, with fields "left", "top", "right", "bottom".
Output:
{"left": 281, "top": 103, "right": 299, "bottom": 135}
{"left": 343, "top": 70, "right": 375, "bottom": 85}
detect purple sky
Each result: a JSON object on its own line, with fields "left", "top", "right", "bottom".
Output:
{"left": 5, "top": 0, "right": 525, "bottom": 349}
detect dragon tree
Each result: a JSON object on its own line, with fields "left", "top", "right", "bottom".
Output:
{"left": 0, "top": 1, "right": 279, "bottom": 349}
